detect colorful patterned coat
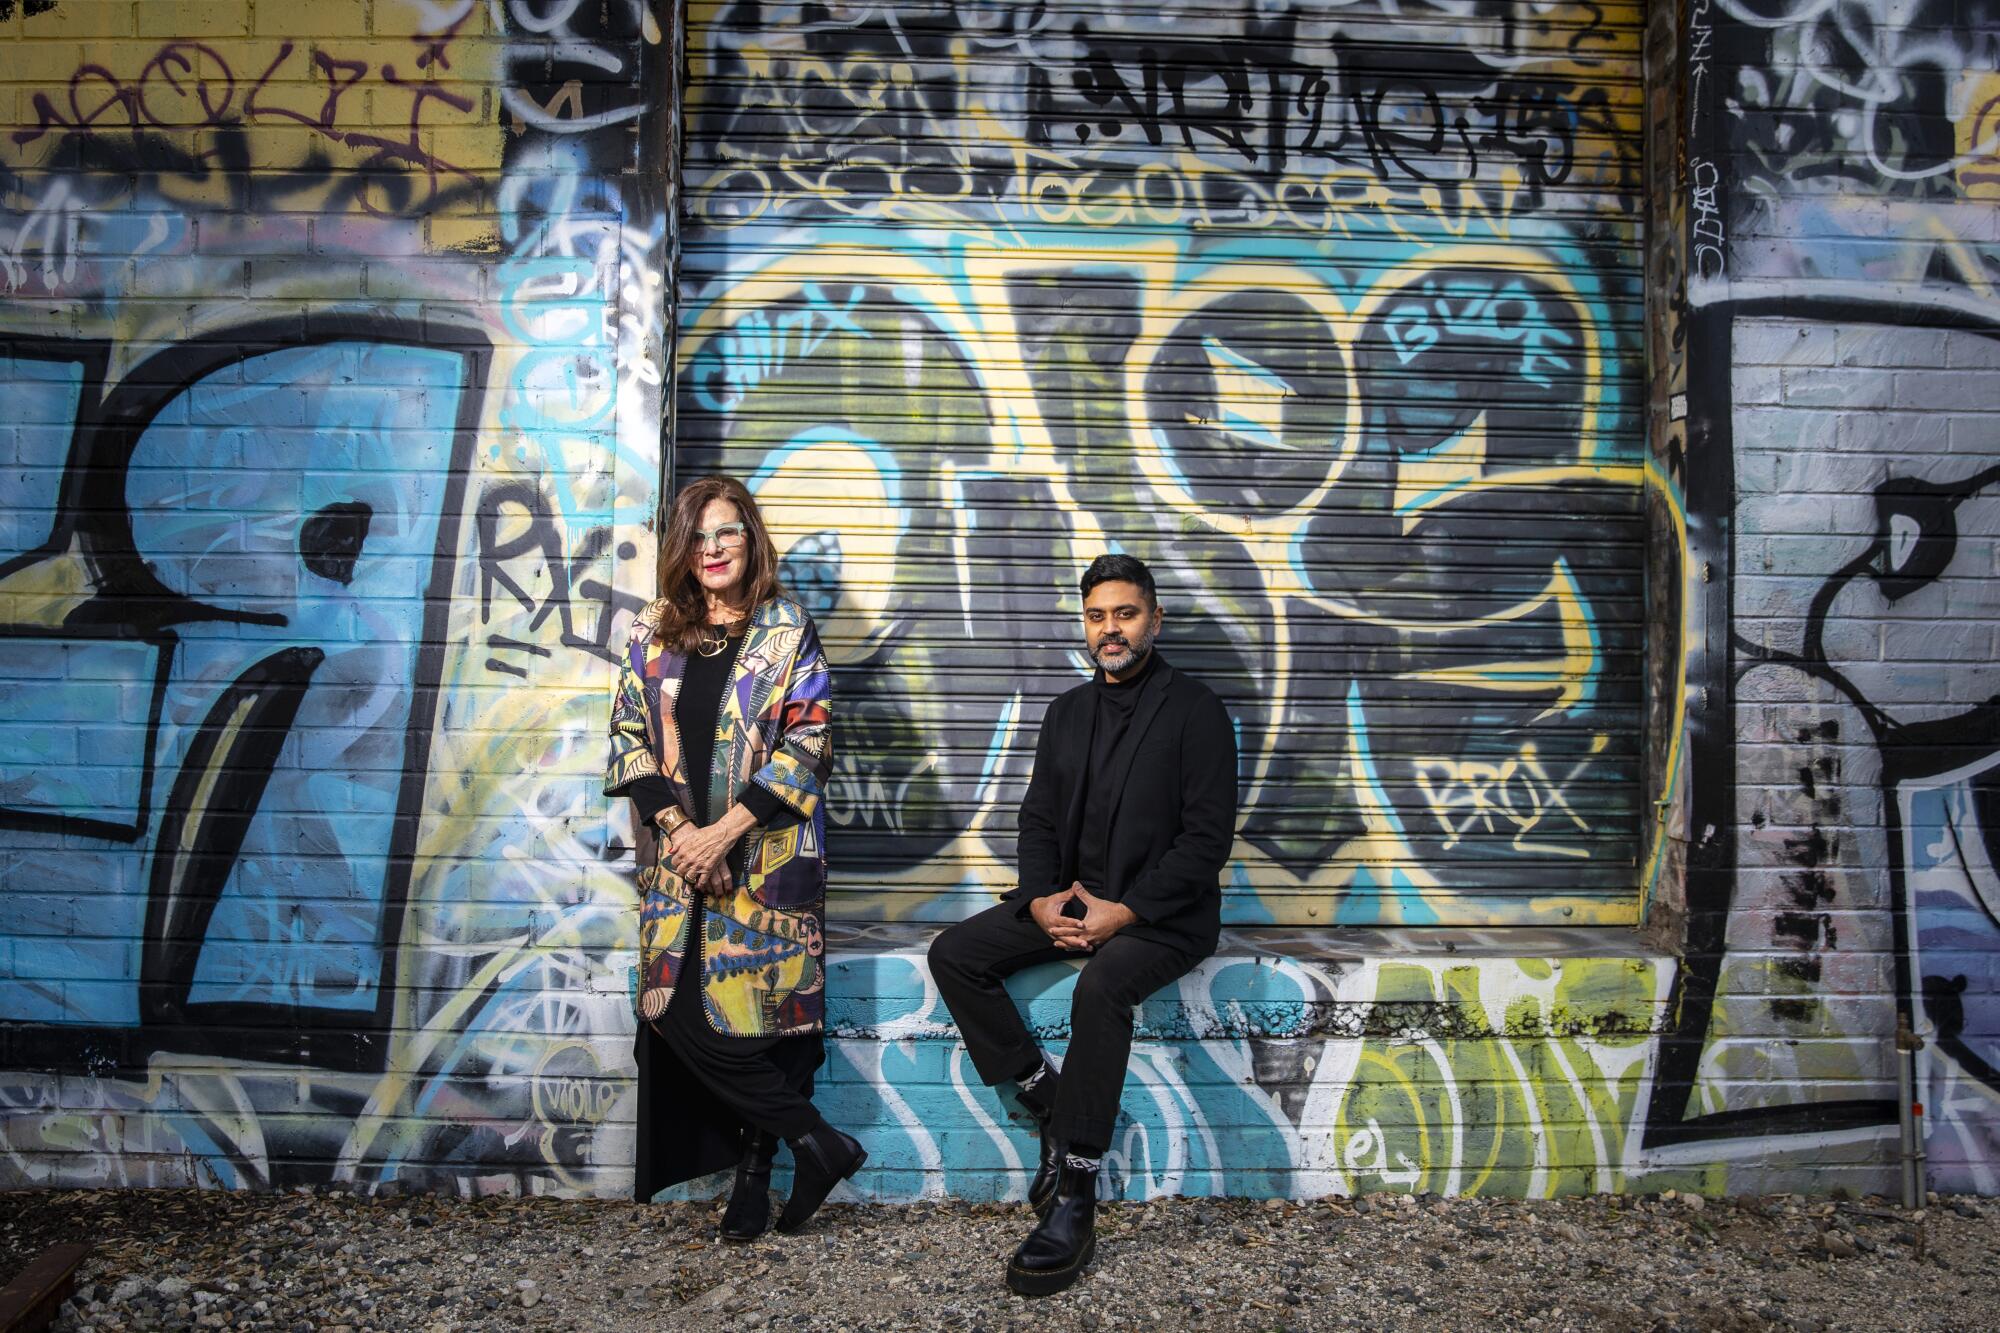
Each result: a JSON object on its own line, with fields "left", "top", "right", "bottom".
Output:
{"left": 606, "top": 595, "right": 834, "bottom": 1037}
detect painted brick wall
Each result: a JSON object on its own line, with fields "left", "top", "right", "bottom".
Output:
{"left": 1, "top": 0, "right": 1997, "bottom": 1205}
{"left": 802, "top": 930, "right": 1682, "bottom": 1203}
{"left": 1669, "top": 0, "right": 2000, "bottom": 1194}
{"left": 0, "top": 0, "right": 665, "bottom": 1194}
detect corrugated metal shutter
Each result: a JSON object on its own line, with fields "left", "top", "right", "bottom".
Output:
{"left": 676, "top": 1, "right": 1648, "bottom": 927}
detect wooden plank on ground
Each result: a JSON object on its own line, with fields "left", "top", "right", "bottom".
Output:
{"left": 0, "top": 1243, "right": 91, "bottom": 1333}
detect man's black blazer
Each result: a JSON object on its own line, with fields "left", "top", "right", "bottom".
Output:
{"left": 1002, "top": 654, "right": 1238, "bottom": 957}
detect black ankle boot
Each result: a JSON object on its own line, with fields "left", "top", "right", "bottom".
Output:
{"left": 1006, "top": 1156, "right": 1098, "bottom": 1296}
{"left": 1027, "top": 1124, "right": 1063, "bottom": 1217}
{"left": 1014, "top": 1062, "right": 1062, "bottom": 1216}
{"left": 719, "top": 1131, "right": 777, "bottom": 1242}
{"left": 775, "top": 1123, "right": 867, "bottom": 1234}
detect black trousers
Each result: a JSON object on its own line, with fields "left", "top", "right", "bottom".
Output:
{"left": 927, "top": 901, "right": 1203, "bottom": 1154}
{"left": 653, "top": 897, "right": 825, "bottom": 1144}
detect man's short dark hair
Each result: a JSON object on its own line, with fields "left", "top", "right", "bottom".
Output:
{"left": 1080, "top": 553, "right": 1157, "bottom": 607}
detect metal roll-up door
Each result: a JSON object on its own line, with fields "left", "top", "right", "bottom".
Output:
{"left": 677, "top": 1, "right": 1648, "bottom": 927}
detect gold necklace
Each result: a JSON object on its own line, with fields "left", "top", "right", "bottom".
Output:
{"left": 696, "top": 616, "right": 741, "bottom": 657}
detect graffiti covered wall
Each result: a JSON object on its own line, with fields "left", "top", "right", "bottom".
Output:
{"left": 0, "top": 0, "right": 666, "bottom": 1193}
{"left": 2, "top": 0, "right": 1997, "bottom": 1206}
{"left": 677, "top": 0, "right": 1655, "bottom": 931}
{"left": 667, "top": 0, "right": 2000, "bottom": 1202}
{"left": 1661, "top": 0, "right": 2000, "bottom": 1196}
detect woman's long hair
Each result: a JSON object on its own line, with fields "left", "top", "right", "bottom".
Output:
{"left": 652, "top": 475, "right": 784, "bottom": 652}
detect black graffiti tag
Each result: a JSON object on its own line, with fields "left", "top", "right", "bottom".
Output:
{"left": 476, "top": 480, "right": 645, "bottom": 675}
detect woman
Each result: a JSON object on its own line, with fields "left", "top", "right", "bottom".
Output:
{"left": 606, "top": 474, "right": 864, "bottom": 1238}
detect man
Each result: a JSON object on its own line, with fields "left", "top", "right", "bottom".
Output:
{"left": 927, "top": 553, "right": 1238, "bottom": 1296}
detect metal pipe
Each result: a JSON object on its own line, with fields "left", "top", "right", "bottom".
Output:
{"left": 1894, "top": 1011, "right": 1925, "bottom": 1209}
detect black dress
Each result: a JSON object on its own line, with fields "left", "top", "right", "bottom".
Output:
{"left": 628, "top": 625, "right": 826, "bottom": 1200}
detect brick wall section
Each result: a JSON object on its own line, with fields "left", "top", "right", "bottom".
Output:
{"left": 1, "top": 0, "right": 1998, "bottom": 1203}
{"left": 1708, "top": 314, "right": 2000, "bottom": 1176}
{"left": 1666, "top": 0, "right": 2000, "bottom": 1190}
{"left": 0, "top": 0, "right": 664, "bottom": 1195}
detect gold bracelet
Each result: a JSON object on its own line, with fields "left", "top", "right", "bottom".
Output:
{"left": 652, "top": 806, "right": 690, "bottom": 837}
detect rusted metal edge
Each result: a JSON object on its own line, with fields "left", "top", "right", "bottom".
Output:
{"left": 0, "top": 1242, "right": 91, "bottom": 1333}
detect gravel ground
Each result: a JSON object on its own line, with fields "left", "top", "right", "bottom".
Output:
{"left": 2, "top": 1187, "right": 1997, "bottom": 1332}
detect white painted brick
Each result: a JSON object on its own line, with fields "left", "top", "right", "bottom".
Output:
{"left": 1730, "top": 365, "right": 1784, "bottom": 405}
{"left": 1948, "top": 335, "right": 2000, "bottom": 371}
{"left": 1948, "top": 412, "right": 2000, "bottom": 454}
{"left": 1734, "top": 320, "right": 1839, "bottom": 367}
{"left": 1781, "top": 366, "right": 1895, "bottom": 410}
{"left": 1893, "top": 367, "right": 1993, "bottom": 409}
{"left": 1836, "top": 327, "right": 1951, "bottom": 370}
{"left": 1834, "top": 407, "right": 1949, "bottom": 455}
{"left": 1772, "top": 446, "right": 1884, "bottom": 497}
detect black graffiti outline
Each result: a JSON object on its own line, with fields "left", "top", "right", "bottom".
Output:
{"left": 1734, "top": 459, "right": 2000, "bottom": 1089}
{"left": 1650, "top": 293, "right": 2000, "bottom": 1146}
{"left": 141, "top": 646, "right": 327, "bottom": 1025}
{"left": 0, "top": 334, "right": 178, "bottom": 845}
{"left": 3, "top": 315, "right": 489, "bottom": 1076}
{"left": 0, "top": 625, "right": 175, "bottom": 843}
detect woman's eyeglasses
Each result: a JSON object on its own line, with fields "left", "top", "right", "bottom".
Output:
{"left": 696, "top": 523, "right": 748, "bottom": 549}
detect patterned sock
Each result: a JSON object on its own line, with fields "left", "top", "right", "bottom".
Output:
{"left": 1064, "top": 1152, "right": 1101, "bottom": 1173}
{"left": 1017, "top": 1060, "right": 1053, "bottom": 1096}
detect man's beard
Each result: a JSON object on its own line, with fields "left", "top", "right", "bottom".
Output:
{"left": 1092, "top": 627, "right": 1154, "bottom": 675}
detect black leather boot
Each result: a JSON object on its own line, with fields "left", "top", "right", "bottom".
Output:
{"left": 719, "top": 1130, "right": 777, "bottom": 1242}
{"left": 1006, "top": 1156, "right": 1098, "bottom": 1296}
{"left": 776, "top": 1122, "right": 867, "bottom": 1234}
{"left": 1026, "top": 1125, "right": 1064, "bottom": 1217}
{"left": 1014, "top": 1061, "right": 1062, "bottom": 1216}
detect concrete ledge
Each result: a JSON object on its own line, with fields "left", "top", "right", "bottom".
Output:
{"left": 823, "top": 924, "right": 1670, "bottom": 1040}
{"left": 661, "top": 925, "right": 1694, "bottom": 1204}
{"left": 829, "top": 924, "right": 1665, "bottom": 960}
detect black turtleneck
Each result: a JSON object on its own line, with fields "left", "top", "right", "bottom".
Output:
{"left": 1072, "top": 648, "right": 1158, "bottom": 894}
{"left": 626, "top": 627, "right": 785, "bottom": 831}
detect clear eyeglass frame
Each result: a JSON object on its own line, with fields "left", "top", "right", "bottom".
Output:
{"left": 696, "top": 523, "right": 748, "bottom": 549}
